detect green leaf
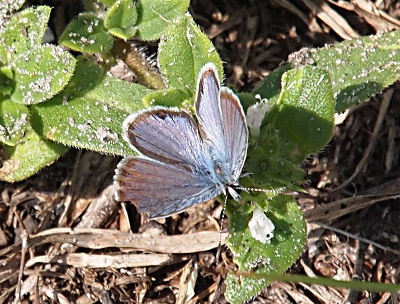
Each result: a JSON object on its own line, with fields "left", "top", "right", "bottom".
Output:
{"left": 105, "top": 0, "right": 138, "bottom": 39}
{"left": 142, "top": 88, "right": 191, "bottom": 107}
{"left": 134, "top": 0, "right": 190, "bottom": 40}
{"left": 10, "top": 44, "right": 76, "bottom": 105}
{"left": 252, "top": 64, "right": 292, "bottom": 107}
{"left": 225, "top": 195, "right": 306, "bottom": 304}
{"left": 0, "top": 99, "right": 29, "bottom": 145}
{"left": 300, "top": 31, "right": 400, "bottom": 112}
{"left": 158, "top": 14, "right": 223, "bottom": 91}
{"left": 59, "top": 13, "right": 114, "bottom": 54}
{"left": 108, "top": 27, "right": 137, "bottom": 40}
{"left": 30, "top": 58, "right": 152, "bottom": 156}
{"left": 263, "top": 66, "right": 334, "bottom": 160}
{"left": 0, "top": 66, "right": 14, "bottom": 96}
{"left": 0, "top": 6, "right": 51, "bottom": 64}
{"left": 102, "top": 0, "right": 117, "bottom": 6}
{"left": 58, "top": 56, "right": 105, "bottom": 98}
{"left": 244, "top": 147, "right": 307, "bottom": 190}
{"left": 0, "top": 125, "right": 68, "bottom": 182}
{"left": 0, "top": 0, "right": 25, "bottom": 20}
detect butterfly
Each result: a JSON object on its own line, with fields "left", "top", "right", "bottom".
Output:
{"left": 114, "top": 63, "right": 248, "bottom": 218}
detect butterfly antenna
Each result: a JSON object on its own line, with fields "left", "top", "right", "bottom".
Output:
{"left": 216, "top": 195, "right": 228, "bottom": 262}
{"left": 235, "top": 186, "right": 298, "bottom": 197}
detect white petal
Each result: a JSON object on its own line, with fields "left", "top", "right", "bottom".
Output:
{"left": 246, "top": 98, "right": 271, "bottom": 137}
{"left": 248, "top": 206, "right": 275, "bottom": 244}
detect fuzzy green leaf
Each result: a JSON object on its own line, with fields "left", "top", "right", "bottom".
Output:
{"left": 142, "top": 88, "right": 191, "bottom": 107}
{"left": 255, "top": 31, "right": 400, "bottom": 113}
{"left": 263, "top": 66, "right": 334, "bottom": 161}
{"left": 0, "top": 6, "right": 51, "bottom": 64}
{"left": 0, "top": 66, "right": 14, "bottom": 96}
{"left": 225, "top": 195, "right": 306, "bottom": 304}
{"left": 0, "top": 99, "right": 29, "bottom": 145}
{"left": 105, "top": 0, "right": 138, "bottom": 39}
{"left": 294, "top": 31, "right": 400, "bottom": 112}
{"left": 243, "top": 144, "right": 307, "bottom": 190}
{"left": 0, "top": 0, "right": 25, "bottom": 20}
{"left": 252, "top": 64, "right": 292, "bottom": 107}
{"left": 102, "top": 0, "right": 117, "bottom": 6}
{"left": 134, "top": 0, "right": 190, "bottom": 40}
{"left": 0, "top": 125, "right": 68, "bottom": 182}
{"left": 30, "top": 58, "right": 152, "bottom": 156}
{"left": 108, "top": 27, "right": 137, "bottom": 40}
{"left": 158, "top": 14, "right": 223, "bottom": 91}
{"left": 10, "top": 44, "right": 76, "bottom": 105}
{"left": 59, "top": 13, "right": 114, "bottom": 54}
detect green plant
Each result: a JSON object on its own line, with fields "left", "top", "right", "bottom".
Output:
{"left": 2, "top": 1, "right": 400, "bottom": 303}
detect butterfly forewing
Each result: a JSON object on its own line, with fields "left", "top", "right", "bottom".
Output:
{"left": 123, "top": 109, "right": 205, "bottom": 170}
{"left": 195, "top": 64, "right": 226, "bottom": 156}
{"left": 195, "top": 63, "right": 248, "bottom": 182}
{"left": 219, "top": 87, "right": 248, "bottom": 180}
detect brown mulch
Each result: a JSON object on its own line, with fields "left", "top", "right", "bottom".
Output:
{"left": 2, "top": 0, "right": 400, "bottom": 303}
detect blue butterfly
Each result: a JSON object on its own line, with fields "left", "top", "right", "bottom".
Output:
{"left": 114, "top": 63, "right": 248, "bottom": 218}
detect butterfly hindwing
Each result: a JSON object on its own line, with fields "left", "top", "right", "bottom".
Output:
{"left": 115, "top": 157, "right": 222, "bottom": 218}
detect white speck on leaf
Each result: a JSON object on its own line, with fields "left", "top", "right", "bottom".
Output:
{"left": 96, "top": 126, "right": 118, "bottom": 143}
{"left": 68, "top": 117, "right": 75, "bottom": 127}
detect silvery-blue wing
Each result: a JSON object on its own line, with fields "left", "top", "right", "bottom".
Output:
{"left": 115, "top": 109, "right": 225, "bottom": 218}
{"left": 122, "top": 108, "right": 205, "bottom": 169}
{"left": 195, "top": 63, "right": 248, "bottom": 183}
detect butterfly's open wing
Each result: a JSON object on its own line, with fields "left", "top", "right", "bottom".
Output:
{"left": 123, "top": 108, "right": 205, "bottom": 170}
{"left": 195, "top": 63, "right": 248, "bottom": 181}
{"left": 115, "top": 157, "right": 222, "bottom": 218}
{"left": 195, "top": 64, "right": 225, "bottom": 153}
{"left": 219, "top": 87, "right": 248, "bottom": 180}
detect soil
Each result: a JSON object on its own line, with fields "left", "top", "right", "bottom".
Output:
{"left": 2, "top": 0, "right": 400, "bottom": 303}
